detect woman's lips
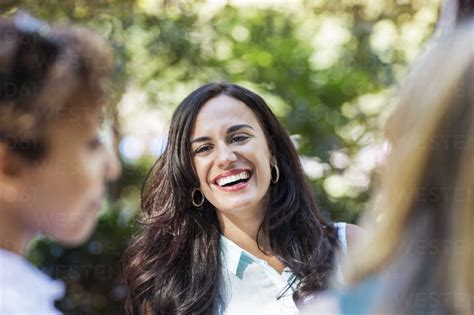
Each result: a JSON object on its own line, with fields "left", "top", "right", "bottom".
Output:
{"left": 211, "top": 169, "right": 252, "bottom": 192}
{"left": 212, "top": 168, "right": 251, "bottom": 185}
{"left": 214, "top": 179, "right": 250, "bottom": 192}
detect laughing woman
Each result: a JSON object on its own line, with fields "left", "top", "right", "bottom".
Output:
{"left": 123, "top": 83, "right": 360, "bottom": 314}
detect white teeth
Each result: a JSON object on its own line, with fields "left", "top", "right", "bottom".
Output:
{"left": 216, "top": 171, "right": 250, "bottom": 187}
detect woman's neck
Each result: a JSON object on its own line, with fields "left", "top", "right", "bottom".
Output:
{"left": 217, "top": 210, "right": 285, "bottom": 273}
{"left": 217, "top": 209, "right": 263, "bottom": 242}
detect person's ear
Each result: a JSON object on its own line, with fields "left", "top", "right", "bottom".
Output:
{"left": 0, "top": 143, "right": 28, "bottom": 203}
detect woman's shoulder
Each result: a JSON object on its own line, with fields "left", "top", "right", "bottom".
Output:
{"left": 345, "top": 223, "right": 365, "bottom": 251}
{"left": 333, "top": 222, "right": 365, "bottom": 253}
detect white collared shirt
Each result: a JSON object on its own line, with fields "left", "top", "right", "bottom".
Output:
{"left": 0, "top": 249, "right": 65, "bottom": 315}
{"left": 219, "top": 222, "right": 347, "bottom": 314}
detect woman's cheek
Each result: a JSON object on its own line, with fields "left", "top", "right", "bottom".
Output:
{"left": 194, "top": 161, "right": 208, "bottom": 186}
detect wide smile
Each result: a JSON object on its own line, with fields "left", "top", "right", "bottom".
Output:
{"left": 212, "top": 169, "right": 252, "bottom": 192}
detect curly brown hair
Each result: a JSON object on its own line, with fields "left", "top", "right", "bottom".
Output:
{"left": 0, "top": 12, "right": 112, "bottom": 160}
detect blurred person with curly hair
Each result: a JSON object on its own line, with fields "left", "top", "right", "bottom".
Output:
{"left": 0, "top": 12, "right": 120, "bottom": 314}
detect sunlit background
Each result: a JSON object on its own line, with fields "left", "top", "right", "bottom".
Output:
{"left": 1, "top": 1, "right": 440, "bottom": 314}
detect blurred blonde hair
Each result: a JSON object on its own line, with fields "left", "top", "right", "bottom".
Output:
{"left": 343, "top": 20, "right": 474, "bottom": 314}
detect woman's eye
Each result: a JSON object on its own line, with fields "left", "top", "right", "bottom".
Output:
{"left": 195, "top": 145, "right": 212, "bottom": 154}
{"left": 230, "top": 135, "right": 249, "bottom": 143}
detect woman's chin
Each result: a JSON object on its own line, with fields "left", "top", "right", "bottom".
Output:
{"left": 215, "top": 200, "right": 265, "bottom": 219}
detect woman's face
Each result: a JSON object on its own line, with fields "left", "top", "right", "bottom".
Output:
{"left": 14, "top": 90, "right": 121, "bottom": 246}
{"left": 190, "top": 95, "right": 274, "bottom": 221}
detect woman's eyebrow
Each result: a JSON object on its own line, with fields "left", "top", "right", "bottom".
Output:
{"left": 226, "top": 124, "right": 254, "bottom": 134}
{"left": 191, "top": 124, "right": 254, "bottom": 144}
{"left": 190, "top": 136, "right": 211, "bottom": 144}
{"left": 191, "top": 124, "right": 255, "bottom": 144}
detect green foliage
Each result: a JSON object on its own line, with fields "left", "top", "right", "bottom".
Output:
{"left": 2, "top": 1, "right": 439, "bottom": 314}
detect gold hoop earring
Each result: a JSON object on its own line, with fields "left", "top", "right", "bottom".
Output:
{"left": 192, "top": 188, "right": 205, "bottom": 207}
{"left": 271, "top": 164, "right": 280, "bottom": 184}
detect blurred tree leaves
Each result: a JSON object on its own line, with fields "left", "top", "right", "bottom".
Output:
{"left": 1, "top": 1, "right": 439, "bottom": 314}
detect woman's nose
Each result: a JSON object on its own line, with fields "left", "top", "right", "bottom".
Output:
{"left": 216, "top": 144, "right": 237, "bottom": 168}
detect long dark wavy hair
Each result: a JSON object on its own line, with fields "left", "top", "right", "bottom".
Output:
{"left": 123, "top": 82, "right": 339, "bottom": 314}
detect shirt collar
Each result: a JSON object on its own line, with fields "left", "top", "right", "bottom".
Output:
{"left": 220, "top": 235, "right": 294, "bottom": 280}
{"left": 220, "top": 235, "right": 244, "bottom": 275}
{"left": 0, "top": 249, "right": 65, "bottom": 302}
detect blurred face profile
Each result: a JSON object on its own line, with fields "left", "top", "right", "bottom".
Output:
{"left": 190, "top": 94, "right": 274, "bottom": 220}
{"left": 16, "top": 89, "right": 121, "bottom": 245}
